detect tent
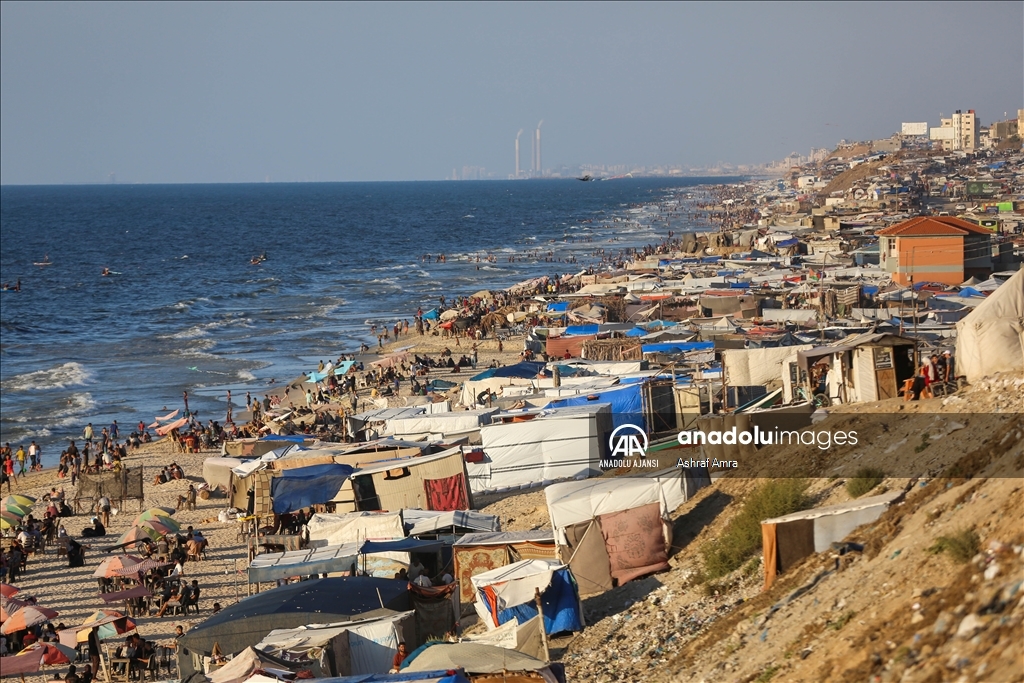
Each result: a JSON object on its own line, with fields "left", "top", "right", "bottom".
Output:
{"left": 247, "top": 542, "right": 362, "bottom": 583}
{"left": 955, "top": 269, "right": 1024, "bottom": 381}
{"left": 641, "top": 341, "right": 715, "bottom": 354}
{"left": 349, "top": 447, "right": 472, "bottom": 513}
{"left": 203, "top": 457, "right": 243, "bottom": 493}
{"left": 403, "top": 642, "right": 552, "bottom": 676}
{"left": 306, "top": 511, "right": 408, "bottom": 578}
{"left": 761, "top": 489, "right": 904, "bottom": 590}
{"left": 471, "top": 559, "right": 584, "bottom": 636}
{"left": 385, "top": 409, "right": 498, "bottom": 439}
{"left": 452, "top": 531, "right": 556, "bottom": 610}
{"left": 469, "top": 405, "right": 610, "bottom": 494}
{"left": 176, "top": 577, "right": 412, "bottom": 667}
{"left": 255, "top": 611, "right": 415, "bottom": 677}
{"left": 402, "top": 510, "right": 500, "bottom": 537}
{"left": 271, "top": 463, "right": 355, "bottom": 514}
{"left": 544, "top": 468, "right": 709, "bottom": 596}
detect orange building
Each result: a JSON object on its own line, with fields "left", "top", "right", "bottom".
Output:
{"left": 876, "top": 216, "right": 993, "bottom": 286}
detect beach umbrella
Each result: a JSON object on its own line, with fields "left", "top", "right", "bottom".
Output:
{"left": 92, "top": 554, "right": 144, "bottom": 579}
{"left": 3, "top": 494, "right": 36, "bottom": 508}
{"left": 140, "top": 517, "right": 180, "bottom": 535}
{"left": 81, "top": 610, "right": 136, "bottom": 641}
{"left": 0, "top": 583, "right": 19, "bottom": 598}
{"left": 19, "top": 641, "right": 78, "bottom": 666}
{"left": 0, "top": 512, "right": 21, "bottom": 530}
{"left": 116, "top": 525, "right": 162, "bottom": 546}
{"left": 133, "top": 507, "right": 175, "bottom": 525}
{"left": 439, "top": 309, "right": 460, "bottom": 321}
{"left": 2, "top": 502, "right": 31, "bottom": 518}
{"left": 0, "top": 648, "right": 44, "bottom": 676}
{"left": 1, "top": 605, "right": 59, "bottom": 634}
{"left": 1, "top": 596, "right": 30, "bottom": 622}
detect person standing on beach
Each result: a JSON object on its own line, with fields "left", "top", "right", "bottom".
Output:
{"left": 83, "top": 423, "right": 93, "bottom": 444}
{"left": 226, "top": 390, "right": 233, "bottom": 424}
{"left": 28, "top": 441, "right": 40, "bottom": 470}
{"left": 16, "top": 445, "right": 26, "bottom": 475}
{"left": 109, "top": 421, "right": 119, "bottom": 439}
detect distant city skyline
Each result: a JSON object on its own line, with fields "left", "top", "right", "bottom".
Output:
{"left": 1, "top": 2, "right": 1021, "bottom": 185}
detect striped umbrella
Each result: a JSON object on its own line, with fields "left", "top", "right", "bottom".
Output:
{"left": 18, "top": 641, "right": 78, "bottom": 665}
{"left": 0, "top": 583, "right": 19, "bottom": 598}
{"left": 81, "top": 610, "right": 136, "bottom": 641}
{"left": 140, "top": 517, "right": 181, "bottom": 535}
{"left": 116, "top": 525, "right": 162, "bottom": 545}
{"left": 1, "top": 604, "right": 59, "bottom": 634}
{"left": 132, "top": 507, "right": 176, "bottom": 525}
{"left": 3, "top": 494, "right": 36, "bottom": 507}
{"left": 92, "top": 554, "right": 145, "bottom": 579}
{"left": 0, "top": 511, "right": 22, "bottom": 530}
{"left": 2, "top": 502, "right": 31, "bottom": 518}
{"left": 1, "top": 595, "right": 30, "bottom": 622}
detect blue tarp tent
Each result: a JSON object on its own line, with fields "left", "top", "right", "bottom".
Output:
{"left": 564, "top": 324, "right": 599, "bottom": 336}
{"left": 473, "top": 562, "right": 584, "bottom": 636}
{"left": 862, "top": 285, "right": 879, "bottom": 296}
{"left": 422, "top": 309, "right": 439, "bottom": 320}
{"left": 548, "top": 383, "right": 644, "bottom": 431}
{"left": 956, "top": 287, "right": 985, "bottom": 298}
{"left": 641, "top": 341, "right": 714, "bottom": 354}
{"left": 307, "top": 361, "right": 357, "bottom": 383}
{"left": 547, "top": 302, "right": 569, "bottom": 313}
{"left": 470, "top": 361, "right": 545, "bottom": 381}
{"left": 624, "top": 327, "right": 647, "bottom": 337}
{"left": 271, "top": 463, "right": 355, "bottom": 514}
{"left": 258, "top": 434, "right": 310, "bottom": 443}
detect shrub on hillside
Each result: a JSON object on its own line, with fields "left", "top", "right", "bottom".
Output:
{"left": 701, "top": 478, "right": 811, "bottom": 579}
{"left": 928, "top": 528, "right": 980, "bottom": 564}
{"left": 846, "top": 467, "right": 885, "bottom": 498}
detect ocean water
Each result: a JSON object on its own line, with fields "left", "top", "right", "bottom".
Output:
{"left": 0, "top": 178, "right": 726, "bottom": 458}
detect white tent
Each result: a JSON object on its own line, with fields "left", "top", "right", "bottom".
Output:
{"left": 386, "top": 408, "right": 497, "bottom": 438}
{"left": 307, "top": 511, "right": 405, "bottom": 547}
{"left": 469, "top": 404, "right": 609, "bottom": 494}
{"left": 955, "top": 269, "right": 1024, "bottom": 381}
{"left": 470, "top": 558, "right": 584, "bottom": 634}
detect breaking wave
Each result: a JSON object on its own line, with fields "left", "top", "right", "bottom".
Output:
{"left": 2, "top": 362, "right": 92, "bottom": 392}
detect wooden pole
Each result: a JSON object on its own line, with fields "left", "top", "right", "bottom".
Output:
{"left": 534, "top": 588, "right": 550, "bottom": 663}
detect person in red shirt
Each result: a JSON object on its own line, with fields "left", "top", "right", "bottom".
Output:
{"left": 390, "top": 643, "right": 408, "bottom": 672}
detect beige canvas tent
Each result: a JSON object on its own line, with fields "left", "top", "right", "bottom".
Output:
{"left": 956, "top": 269, "right": 1024, "bottom": 381}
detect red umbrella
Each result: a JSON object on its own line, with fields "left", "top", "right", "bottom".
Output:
{"left": 19, "top": 641, "right": 78, "bottom": 665}
{"left": 0, "top": 648, "right": 44, "bottom": 675}
{"left": 92, "top": 554, "right": 145, "bottom": 579}
{"left": 1, "top": 605, "right": 59, "bottom": 634}
{"left": 0, "top": 583, "right": 19, "bottom": 598}
{"left": 1, "top": 595, "right": 30, "bottom": 622}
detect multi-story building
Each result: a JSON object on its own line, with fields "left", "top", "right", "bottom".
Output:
{"left": 877, "top": 216, "right": 993, "bottom": 286}
{"left": 936, "top": 110, "right": 979, "bottom": 151}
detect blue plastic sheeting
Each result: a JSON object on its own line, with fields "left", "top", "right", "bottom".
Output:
{"left": 641, "top": 341, "right": 714, "bottom": 354}
{"left": 422, "top": 308, "right": 439, "bottom": 320}
{"left": 775, "top": 238, "right": 799, "bottom": 248}
{"left": 359, "top": 538, "right": 448, "bottom": 554}
{"left": 493, "top": 568, "right": 583, "bottom": 635}
{"left": 624, "top": 327, "right": 647, "bottom": 337}
{"left": 716, "top": 270, "right": 744, "bottom": 277}
{"left": 259, "top": 434, "right": 311, "bottom": 442}
{"left": 564, "top": 324, "right": 599, "bottom": 336}
{"left": 271, "top": 464, "right": 355, "bottom": 514}
{"left": 548, "top": 384, "right": 643, "bottom": 431}
{"left": 307, "top": 361, "right": 357, "bottom": 383}
{"left": 470, "top": 361, "right": 546, "bottom": 381}
{"left": 547, "top": 302, "right": 569, "bottom": 313}
{"left": 861, "top": 285, "right": 879, "bottom": 296}
{"left": 729, "top": 282, "right": 751, "bottom": 289}
{"left": 956, "top": 287, "right": 985, "bottom": 298}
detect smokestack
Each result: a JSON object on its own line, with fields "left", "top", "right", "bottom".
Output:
{"left": 515, "top": 129, "right": 523, "bottom": 178}
{"left": 535, "top": 120, "right": 543, "bottom": 173}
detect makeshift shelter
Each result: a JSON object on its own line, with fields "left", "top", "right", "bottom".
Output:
{"left": 248, "top": 542, "right": 362, "bottom": 583}
{"left": 386, "top": 409, "right": 498, "bottom": 439}
{"left": 403, "top": 642, "right": 554, "bottom": 679}
{"left": 546, "top": 377, "right": 678, "bottom": 434}
{"left": 782, "top": 332, "right": 917, "bottom": 404}
{"left": 544, "top": 468, "right": 709, "bottom": 596}
{"left": 469, "top": 405, "right": 610, "bottom": 494}
{"left": 203, "top": 457, "right": 242, "bottom": 494}
{"left": 761, "top": 490, "right": 904, "bottom": 590}
{"left": 722, "top": 345, "right": 814, "bottom": 390}
{"left": 459, "top": 362, "right": 545, "bottom": 406}
{"left": 349, "top": 447, "right": 472, "bottom": 512}
{"left": 955, "top": 269, "right": 1024, "bottom": 381}
{"left": 176, "top": 577, "right": 412, "bottom": 676}
{"left": 308, "top": 512, "right": 405, "bottom": 547}
{"left": 470, "top": 559, "right": 584, "bottom": 635}
{"left": 271, "top": 463, "right": 355, "bottom": 514}
{"left": 255, "top": 612, "right": 415, "bottom": 677}
{"left": 453, "top": 531, "right": 557, "bottom": 610}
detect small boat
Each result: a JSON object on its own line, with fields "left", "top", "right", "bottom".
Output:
{"left": 34, "top": 254, "right": 53, "bottom": 267}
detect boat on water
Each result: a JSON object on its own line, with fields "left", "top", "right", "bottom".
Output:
{"left": 34, "top": 254, "right": 53, "bottom": 267}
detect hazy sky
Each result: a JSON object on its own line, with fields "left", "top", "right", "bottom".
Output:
{"left": 2, "top": 2, "right": 1021, "bottom": 184}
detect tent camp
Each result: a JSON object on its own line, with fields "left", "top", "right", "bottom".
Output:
{"left": 349, "top": 447, "right": 472, "bottom": 513}
{"left": 255, "top": 611, "right": 415, "bottom": 677}
{"left": 203, "top": 457, "right": 242, "bottom": 494}
{"left": 306, "top": 511, "right": 408, "bottom": 577}
{"left": 385, "top": 408, "right": 498, "bottom": 439}
{"left": 452, "top": 531, "right": 557, "bottom": 610}
{"left": 459, "top": 362, "right": 546, "bottom": 406}
{"left": 544, "top": 468, "right": 709, "bottom": 596}
{"left": 403, "top": 509, "right": 500, "bottom": 538}
{"left": 761, "top": 489, "right": 904, "bottom": 589}
{"left": 955, "top": 269, "right": 1024, "bottom": 381}
{"left": 470, "top": 559, "right": 584, "bottom": 636}
{"left": 545, "top": 377, "right": 678, "bottom": 433}
{"left": 403, "top": 642, "right": 555, "bottom": 679}
{"left": 469, "top": 405, "right": 611, "bottom": 494}
{"left": 175, "top": 577, "right": 412, "bottom": 676}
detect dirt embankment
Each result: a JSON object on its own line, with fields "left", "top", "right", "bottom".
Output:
{"left": 555, "top": 374, "right": 1023, "bottom": 683}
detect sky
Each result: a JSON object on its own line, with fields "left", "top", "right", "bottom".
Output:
{"left": 1, "top": 2, "right": 1021, "bottom": 184}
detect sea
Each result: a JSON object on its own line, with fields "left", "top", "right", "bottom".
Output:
{"left": 0, "top": 178, "right": 733, "bottom": 462}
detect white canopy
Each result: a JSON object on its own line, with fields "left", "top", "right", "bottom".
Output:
{"left": 470, "top": 558, "right": 564, "bottom": 612}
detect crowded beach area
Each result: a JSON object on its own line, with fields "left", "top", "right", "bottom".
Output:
{"left": 2, "top": 140, "right": 1023, "bottom": 683}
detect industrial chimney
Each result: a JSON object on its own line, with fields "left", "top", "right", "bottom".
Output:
{"left": 515, "top": 129, "right": 523, "bottom": 178}
{"left": 535, "top": 120, "right": 543, "bottom": 173}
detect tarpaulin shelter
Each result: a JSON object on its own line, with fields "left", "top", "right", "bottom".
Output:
{"left": 761, "top": 490, "right": 904, "bottom": 590}
{"left": 453, "top": 531, "right": 556, "bottom": 611}
{"left": 305, "top": 512, "right": 407, "bottom": 578}
{"left": 544, "top": 468, "right": 709, "bottom": 596}
{"left": 641, "top": 341, "right": 715, "bottom": 354}
{"left": 469, "top": 405, "right": 610, "bottom": 494}
{"left": 349, "top": 447, "right": 472, "bottom": 513}
{"left": 471, "top": 559, "right": 583, "bottom": 635}
{"left": 248, "top": 542, "right": 362, "bottom": 583}
{"left": 402, "top": 510, "right": 499, "bottom": 538}
{"left": 955, "top": 269, "right": 1024, "bottom": 381}
{"left": 403, "top": 642, "right": 552, "bottom": 677}
{"left": 271, "top": 463, "right": 355, "bottom": 514}
{"left": 203, "top": 457, "right": 242, "bottom": 493}
{"left": 176, "top": 577, "right": 412, "bottom": 674}
{"left": 255, "top": 612, "right": 416, "bottom": 678}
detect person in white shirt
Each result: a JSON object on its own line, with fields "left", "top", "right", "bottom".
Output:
{"left": 441, "top": 572, "right": 453, "bottom": 585}
{"left": 412, "top": 573, "right": 432, "bottom": 588}
{"left": 408, "top": 559, "right": 426, "bottom": 581}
